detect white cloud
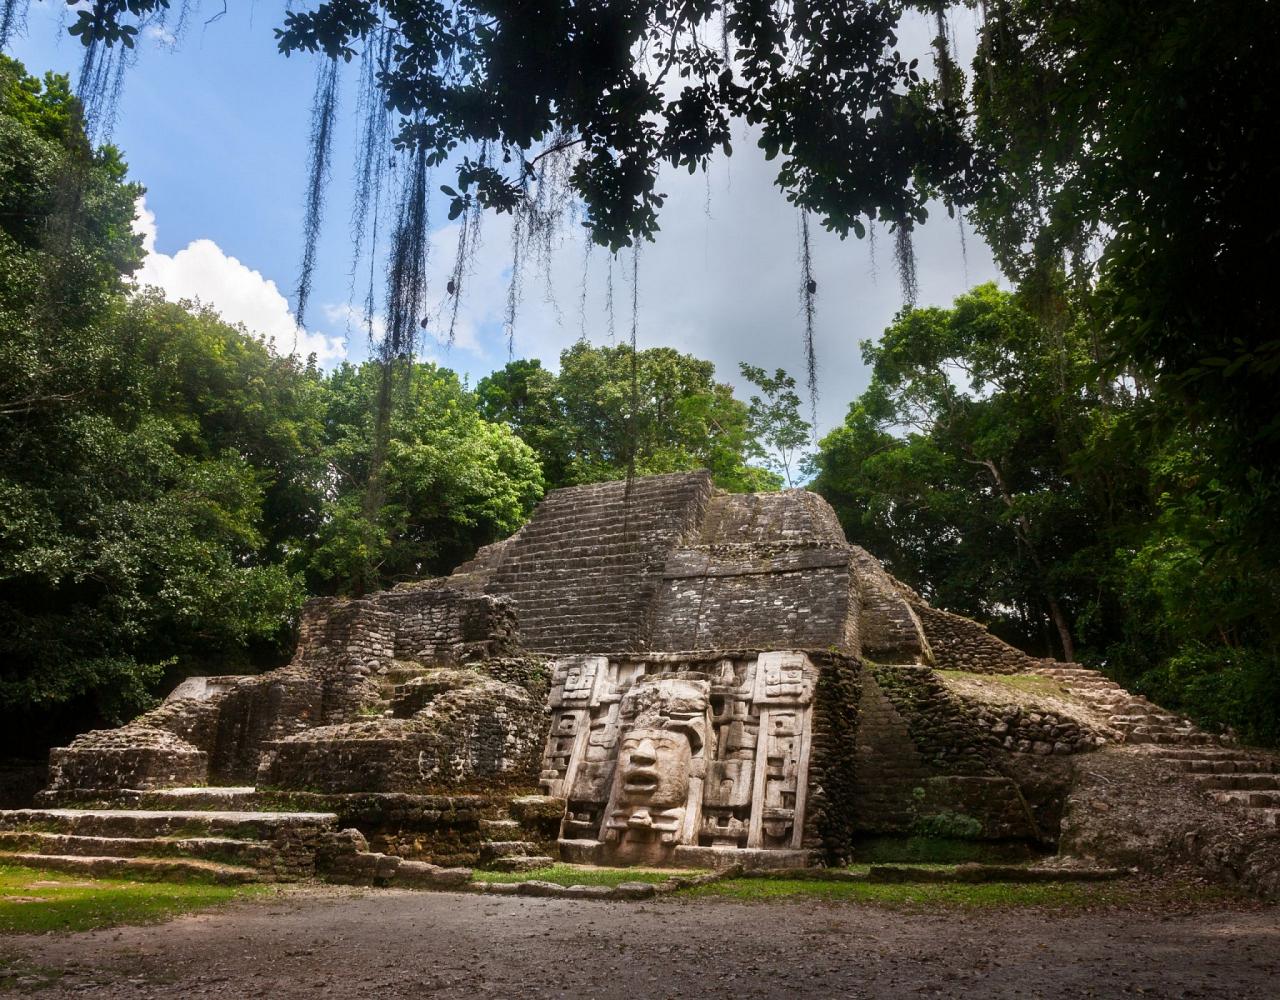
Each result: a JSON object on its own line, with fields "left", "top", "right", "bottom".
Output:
{"left": 416, "top": 132, "right": 1002, "bottom": 438}
{"left": 143, "top": 23, "right": 177, "bottom": 47}
{"left": 131, "top": 197, "right": 347, "bottom": 366}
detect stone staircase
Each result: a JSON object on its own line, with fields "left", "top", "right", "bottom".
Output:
{"left": 1037, "top": 666, "right": 1226, "bottom": 747}
{"left": 1037, "top": 666, "right": 1280, "bottom": 829}
{"left": 477, "top": 818, "right": 554, "bottom": 872}
{"left": 465, "top": 471, "right": 712, "bottom": 654}
{"left": 374, "top": 659, "right": 437, "bottom": 716}
{"left": 1155, "top": 748, "right": 1280, "bottom": 828}
{"left": 0, "top": 808, "right": 341, "bottom": 883}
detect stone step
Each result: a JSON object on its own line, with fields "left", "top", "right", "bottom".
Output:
{"left": 37, "top": 786, "right": 266, "bottom": 811}
{"left": 0, "top": 808, "right": 338, "bottom": 839}
{"left": 1110, "top": 714, "right": 1182, "bottom": 726}
{"left": 1124, "top": 730, "right": 1219, "bottom": 746}
{"left": 478, "top": 819, "right": 521, "bottom": 836}
{"left": 1193, "top": 773, "right": 1280, "bottom": 791}
{"left": 1210, "top": 790, "right": 1280, "bottom": 808}
{"left": 479, "top": 840, "right": 539, "bottom": 861}
{"left": 1153, "top": 748, "right": 1262, "bottom": 762}
{"left": 485, "top": 855, "right": 554, "bottom": 873}
{"left": 0, "top": 851, "right": 262, "bottom": 884}
{"left": 1165, "top": 758, "right": 1279, "bottom": 774}
{"left": 379, "top": 664, "right": 435, "bottom": 686}
{"left": 0, "top": 830, "right": 276, "bottom": 867}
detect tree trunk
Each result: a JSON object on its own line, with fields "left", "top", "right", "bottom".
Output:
{"left": 975, "top": 456, "right": 1076, "bottom": 662}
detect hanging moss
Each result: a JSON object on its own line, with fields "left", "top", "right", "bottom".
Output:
{"left": 798, "top": 210, "right": 819, "bottom": 438}
{"left": 867, "top": 218, "right": 879, "bottom": 285}
{"left": 384, "top": 142, "right": 430, "bottom": 358}
{"left": 349, "top": 25, "right": 394, "bottom": 302}
{"left": 295, "top": 55, "right": 340, "bottom": 329}
{"left": 0, "top": 0, "right": 28, "bottom": 52}
{"left": 894, "top": 224, "right": 919, "bottom": 308}
{"left": 576, "top": 237, "right": 591, "bottom": 341}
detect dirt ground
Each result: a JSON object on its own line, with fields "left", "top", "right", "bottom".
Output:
{"left": 2, "top": 885, "right": 1278, "bottom": 999}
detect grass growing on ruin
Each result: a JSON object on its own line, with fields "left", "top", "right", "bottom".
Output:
{"left": 937, "top": 670, "right": 1066, "bottom": 699}
{"left": 0, "top": 864, "right": 267, "bottom": 934}
{"left": 473, "top": 864, "right": 707, "bottom": 886}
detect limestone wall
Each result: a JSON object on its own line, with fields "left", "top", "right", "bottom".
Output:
{"left": 651, "top": 550, "right": 858, "bottom": 652}
{"left": 850, "top": 665, "right": 1041, "bottom": 841}
{"left": 648, "top": 492, "right": 861, "bottom": 652}
{"left": 44, "top": 586, "right": 528, "bottom": 795}
{"left": 849, "top": 547, "right": 931, "bottom": 663}
{"left": 802, "top": 651, "right": 863, "bottom": 860}
{"left": 457, "top": 471, "right": 715, "bottom": 653}
{"left": 379, "top": 586, "right": 519, "bottom": 664}
{"left": 257, "top": 662, "right": 550, "bottom": 795}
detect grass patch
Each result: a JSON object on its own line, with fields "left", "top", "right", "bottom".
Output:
{"left": 938, "top": 670, "right": 1067, "bottom": 699}
{"left": 473, "top": 864, "right": 706, "bottom": 886}
{"left": 675, "top": 877, "right": 1242, "bottom": 909}
{"left": 0, "top": 864, "right": 266, "bottom": 934}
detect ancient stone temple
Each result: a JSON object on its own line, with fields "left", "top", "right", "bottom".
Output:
{"left": 5, "top": 471, "right": 1277, "bottom": 895}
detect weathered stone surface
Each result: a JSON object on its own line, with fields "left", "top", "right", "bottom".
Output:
{"left": 257, "top": 667, "right": 549, "bottom": 795}
{"left": 539, "top": 651, "right": 835, "bottom": 866}
{"left": 30, "top": 470, "right": 1272, "bottom": 894}
{"left": 911, "top": 603, "right": 1046, "bottom": 675}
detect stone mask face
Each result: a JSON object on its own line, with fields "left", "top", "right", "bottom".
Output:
{"left": 617, "top": 727, "right": 692, "bottom": 809}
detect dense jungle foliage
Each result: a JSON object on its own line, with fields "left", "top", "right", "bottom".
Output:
{"left": 810, "top": 284, "right": 1280, "bottom": 746}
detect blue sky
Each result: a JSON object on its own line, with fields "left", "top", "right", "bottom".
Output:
{"left": 8, "top": 1, "right": 1001, "bottom": 437}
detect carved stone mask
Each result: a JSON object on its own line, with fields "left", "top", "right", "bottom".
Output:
{"left": 617, "top": 727, "right": 692, "bottom": 809}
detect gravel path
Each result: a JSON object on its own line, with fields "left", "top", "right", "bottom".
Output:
{"left": 3, "top": 886, "right": 1278, "bottom": 999}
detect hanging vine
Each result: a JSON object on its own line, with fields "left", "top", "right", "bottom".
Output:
{"left": 867, "top": 219, "right": 879, "bottom": 285}
{"left": 348, "top": 24, "right": 394, "bottom": 297}
{"left": 0, "top": 0, "right": 28, "bottom": 53}
{"left": 577, "top": 238, "right": 592, "bottom": 341}
{"left": 295, "top": 55, "right": 339, "bottom": 329}
{"left": 798, "top": 210, "right": 819, "bottom": 439}
{"left": 350, "top": 141, "right": 430, "bottom": 595}
{"left": 384, "top": 143, "right": 430, "bottom": 360}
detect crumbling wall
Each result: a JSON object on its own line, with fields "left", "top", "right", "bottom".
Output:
{"left": 379, "top": 586, "right": 519, "bottom": 664}
{"left": 803, "top": 651, "right": 862, "bottom": 861}
{"left": 850, "top": 665, "right": 1040, "bottom": 841}
{"left": 43, "top": 588, "right": 521, "bottom": 795}
{"left": 912, "top": 603, "right": 1045, "bottom": 674}
{"left": 258, "top": 662, "right": 549, "bottom": 795}
{"left": 47, "top": 727, "right": 210, "bottom": 792}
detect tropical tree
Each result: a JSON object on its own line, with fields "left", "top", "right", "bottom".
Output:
{"left": 739, "top": 364, "right": 810, "bottom": 487}
{"left": 308, "top": 359, "right": 544, "bottom": 593}
{"left": 479, "top": 343, "right": 778, "bottom": 493}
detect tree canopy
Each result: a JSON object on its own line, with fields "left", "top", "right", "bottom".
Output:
{"left": 811, "top": 284, "right": 1280, "bottom": 744}
{"left": 478, "top": 344, "right": 780, "bottom": 493}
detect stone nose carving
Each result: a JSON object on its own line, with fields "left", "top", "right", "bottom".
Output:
{"left": 630, "top": 738, "right": 658, "bottom": 768}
